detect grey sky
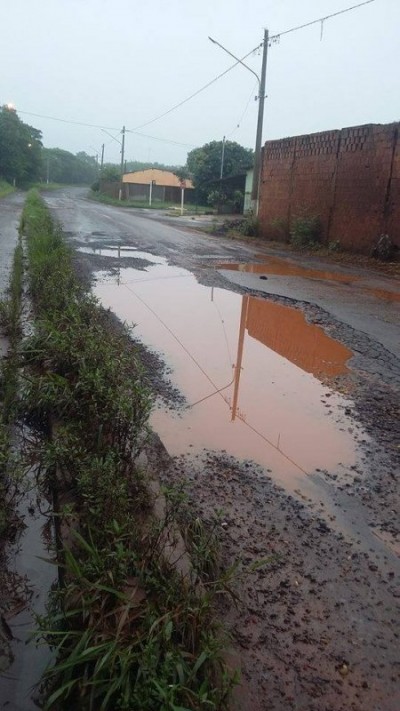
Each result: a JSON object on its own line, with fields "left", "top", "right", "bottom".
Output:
{"left": 2, "top": 0, "right": 399, "bottom": 166}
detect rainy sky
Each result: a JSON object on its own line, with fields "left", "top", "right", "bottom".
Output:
{"left": 2, "top": 0, "right": 399, "bottom": 166}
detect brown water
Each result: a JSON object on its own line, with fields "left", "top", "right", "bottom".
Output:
{"left": 215, "top": 256, "right": 400, "bottom": 303}
{"left": 215, "top": 256, "right": 359, "bottom": 284}
{"left": 93, "top": 258, "right": 366, "bottom": 492}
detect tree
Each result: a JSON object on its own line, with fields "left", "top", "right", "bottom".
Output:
{"left": 186, "top": 140, "right": 253, "bottom": 200}
{"left": 0, "top": 105, "right": 42, "bottom": 185}
{"left": 42, "top": 148, "right": 98, "bottom": 184}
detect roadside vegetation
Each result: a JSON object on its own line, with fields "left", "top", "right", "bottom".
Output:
{"left": 0, "top": 238, "right": 24, "bottom": 539}
{"left": 0, "top": 179, "right": 15, "bottom": 198}
{"left": 18, "top": 190, "right": 236, "bottom": 710}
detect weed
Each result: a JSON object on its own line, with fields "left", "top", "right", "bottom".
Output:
{"left": 290, "top": 214, "right": 322, "bottom": 248}
{"left": 0, "top": 179, "right": 15, "bottom": 198}
{"left": 328, "top": 240, "right": 341, "bottom": 253}
{"left": 238, "top": 213, "right": 260, "bottom": 237}
{"left": 19, "top": 191, "right": 236, "bottom": 709}
{"left": 0, "top": 239, "right": 25, "bottom": 536}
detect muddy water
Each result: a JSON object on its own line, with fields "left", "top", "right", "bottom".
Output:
{"left": 0, "top": 467, "right": 55, "bottom": 710}
{"left": 215, "top": 255, "right": 359, "bottom": 284}
{"left": 215, "top": 256, "right": 400, "bottom": 302}
{"left": 93, "top": 258, "right": 368, "bottom": 496}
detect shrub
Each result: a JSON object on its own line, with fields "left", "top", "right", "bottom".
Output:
{"left": 290, "top": 215, "right": 322, "bottom": 248}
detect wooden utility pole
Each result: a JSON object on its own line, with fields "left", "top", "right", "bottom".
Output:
{"left": 220, "top": 135, "right": 226, "bottom": 179}
{"left": 251, "top": 29, "right": 269, "bottom": 213}
{"left": 119, "top": 126, "right": 126, "bottom": 201}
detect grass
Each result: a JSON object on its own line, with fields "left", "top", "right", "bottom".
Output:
{"left": 0, "top": 179, "right": 15, "bottom": 198}
{"left": 0, "top": 237, "right": 24, "bottom": 537}
{"left": 19, "top": 190, "right": 237, "bottom": 710}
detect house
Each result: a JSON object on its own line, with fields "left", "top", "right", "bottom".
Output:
{"left": 122, "top": 169, "right": 194, "bottom": 204}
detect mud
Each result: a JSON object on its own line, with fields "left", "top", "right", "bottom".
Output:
{"left": 42, "top": 189, "right": 400, "bottom": 711}
{"left": 158, "top": 451, "right": 400, "bottom": 711}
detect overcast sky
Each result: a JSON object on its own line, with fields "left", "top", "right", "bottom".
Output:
{"left": 2, "top": 0, "right": 399, "bottom": 166}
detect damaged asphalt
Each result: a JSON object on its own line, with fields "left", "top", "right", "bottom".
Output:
{"left": 1, "top": 187, "right": 399, "bottom": 710}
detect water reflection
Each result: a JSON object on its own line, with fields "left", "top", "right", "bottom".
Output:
{"left": 94, "top": 262, "right": 363, "bottom": 486}
{"left": 216, "top": 256, "right": 358, "bottom": 284}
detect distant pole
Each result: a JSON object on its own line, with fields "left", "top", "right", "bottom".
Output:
{"left": 251, "top": 29, "right": 269, "bottom": 213}
{"left": 220, "top": 135, "right": 226, "bottom": 179}
{"left": 180, "top": 186, "right": 185, "bottom": 215}
{"left": 149, "top": 180, "right": 153, "bottom": 207}
{"left": 119, "top": 125, "right": 126, "bottom": 201}
{"left": 100, "top": 143, "right": 104, "bottom": 171}
{"left": 46, "top": 158, "right": 50, "bottom": 185}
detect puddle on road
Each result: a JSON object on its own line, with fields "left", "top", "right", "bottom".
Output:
{"left": 216, "top": 255, "right": 359, "bottom": 284}
{"left": 215, "top": 257, "right": 400, "bottom": 303}
{"left": 93, "top": 259, "right": 367, "bottom": 493}
{"left": 367, "top": 287, "right": 400, "bottom": 303}
{"left": 77, "top": 246, "right": 162, "bottom": 263}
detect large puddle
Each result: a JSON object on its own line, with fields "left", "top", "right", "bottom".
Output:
{"left": 215, "top": 255, "right": 359, "bottom": 284}
{"left": 215, "top": 256, "right": 400, "bottom": 303}
{"left": 93, "top": 257, "right": 368, "bottom": 493}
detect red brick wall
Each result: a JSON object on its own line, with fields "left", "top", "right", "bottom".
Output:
{"left": 259, "top": 122, "right": 400, "bottom": 253}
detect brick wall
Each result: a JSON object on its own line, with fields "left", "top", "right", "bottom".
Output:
{"left": 259, "top": 122, "right": 400, "bottom": 253}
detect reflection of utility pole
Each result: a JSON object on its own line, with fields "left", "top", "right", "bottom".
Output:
{"left": 231, "top": 295, "right": 249, "bottom": 421}
{"left": 220, "top": 135, "right": 226, "bottom": 179}
{"left": 119, "top": 126, "right": 126, "bottom": 201}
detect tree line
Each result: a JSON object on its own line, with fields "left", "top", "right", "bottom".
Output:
{"left": 0, "top": 105, "right": 98, "bottom": 187}
{"left": 1, "top": 105, "right": 254, "bottom": 201}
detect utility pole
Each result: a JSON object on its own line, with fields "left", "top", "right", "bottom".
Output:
{"left": 119, "top": 126, "right": 126, "bottom": 201}
{"left": 220, "top": 135, "right": 226, "bottom": 179}
{"left": 209, "top": 31, "right": 268, "bottom": 214}
{"left": 251, "top": 29, "right": 269, "bottom": 212}
{"left": 100, "top": 143, "right": 104, "bottom": 172}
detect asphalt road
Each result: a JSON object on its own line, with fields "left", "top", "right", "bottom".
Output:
{"left": 44, "top": 187, "right": 400, "bottom": 360}
{"left": 1, "top": 187, "right": 399, "bottom": 711}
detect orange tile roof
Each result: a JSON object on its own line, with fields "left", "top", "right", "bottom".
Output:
{"left": 122, "top": 169, "right": 193, "bottom": 189}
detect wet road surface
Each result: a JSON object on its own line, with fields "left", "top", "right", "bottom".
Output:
{"left": 18, "top": 187, "right": 400, "bottom": 711}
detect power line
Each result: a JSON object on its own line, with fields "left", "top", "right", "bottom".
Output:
{"left": 126, "top": 0, "right": 376, "bottom": 133}
{"left": 15, "top": 108, "right": 192, "bottom": 148}
{"left": 14, "top": 1, "right": 376, "bottom": 151}
{"left": 128, "top": 43, "right": 263, "bottom": 132}
{"left": 269, "top": 0, "right": 376, "bottom": 42}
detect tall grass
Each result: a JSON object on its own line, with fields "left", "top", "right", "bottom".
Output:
{"left": 0, "top": 238, "right": 24, "bottom": 537}
{"left": 0, "top": 179, "right": 15, "bottom": 198}
{"left": 20, "top": 190, "right": 236, "bottom": 710}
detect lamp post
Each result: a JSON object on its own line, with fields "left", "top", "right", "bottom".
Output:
{"left": 209, "top": 30, "right": 269, "bottom": 214}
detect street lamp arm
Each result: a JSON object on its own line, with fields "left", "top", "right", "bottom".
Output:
{"left": 208, "top": 36, "right": 260, "bottom": 87}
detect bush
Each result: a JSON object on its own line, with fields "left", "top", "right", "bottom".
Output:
{"left": 290, "top": 215, "right": 322, "bottom": 248}
{"left": 239, "top": 213, "right": 259, "bottom": 237}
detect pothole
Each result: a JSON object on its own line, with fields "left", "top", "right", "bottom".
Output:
{"left": 93, "top": 260, "right": 369, "bottom": 500}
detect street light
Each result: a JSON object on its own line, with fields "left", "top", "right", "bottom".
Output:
{"left": 209, "top": 31, "right": 269, "bottom": 214}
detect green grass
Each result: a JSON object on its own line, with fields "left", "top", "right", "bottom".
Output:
{"left": 0, "top": 238, "right": 24, "bottom": 537}
{"left": 19, "top": 190, "right": 237, "bottom": 710}
{"left": 0, "top": 179, "right": 15, "bottom": 198}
